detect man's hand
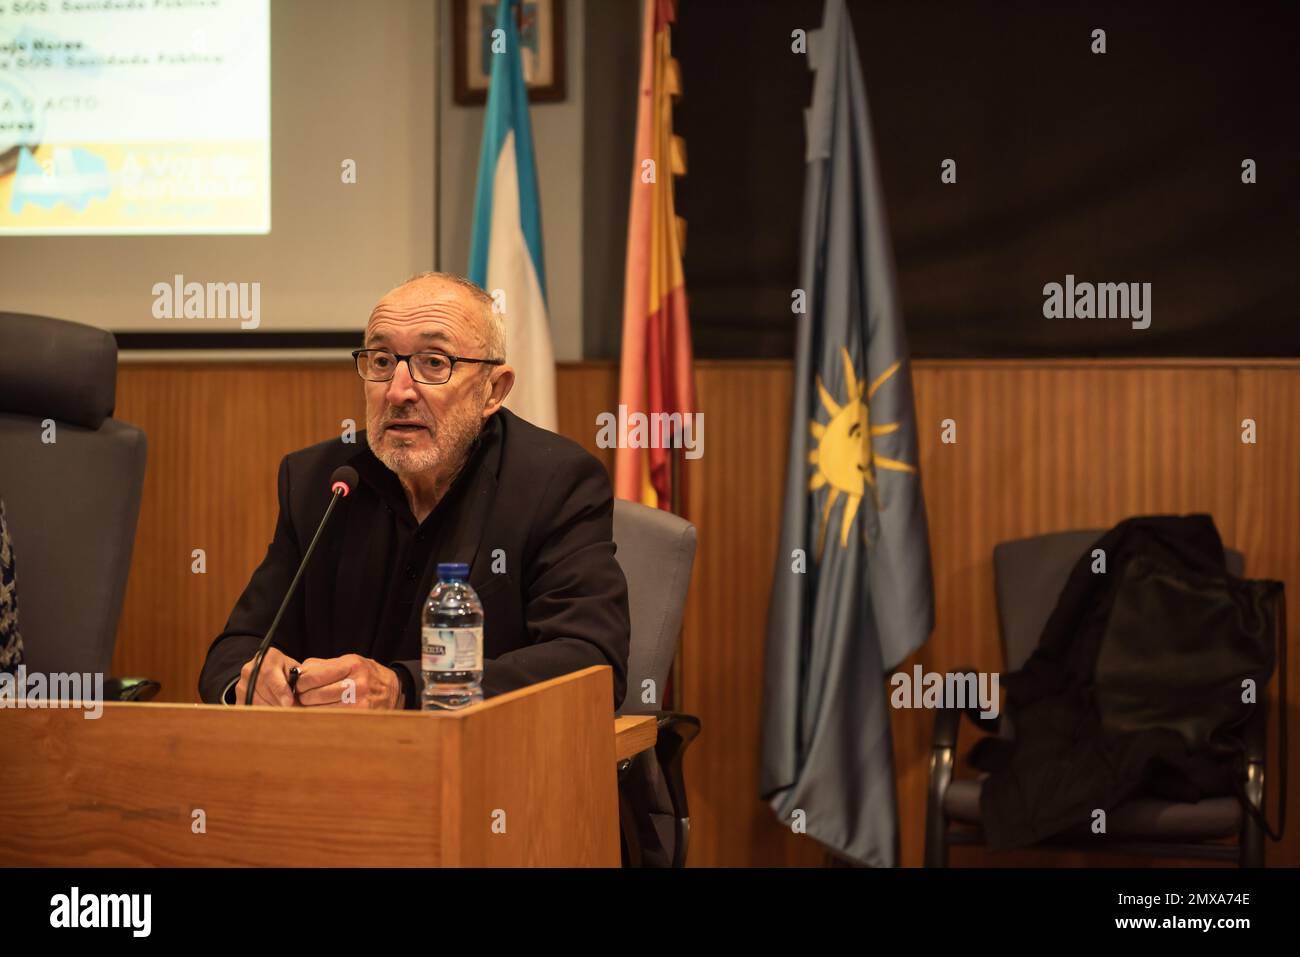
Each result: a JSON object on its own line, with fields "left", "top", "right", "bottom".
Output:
{"left": 294, "top": 654, "right": 404, "bottom": 710}
{"left": 235, "top": 646, "right": 302, "bottom": 707}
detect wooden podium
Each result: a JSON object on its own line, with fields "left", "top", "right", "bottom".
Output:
{"left": 0, "top": 666, "right": 652, "bottom": 867}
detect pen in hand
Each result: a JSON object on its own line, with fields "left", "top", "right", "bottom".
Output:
{"left": 288, "top": 666, "right": 301, "bottom": 703}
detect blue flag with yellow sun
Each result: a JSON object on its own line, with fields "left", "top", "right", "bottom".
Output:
{"left": 760, "top": 0, "right": 934, "bottom": 867}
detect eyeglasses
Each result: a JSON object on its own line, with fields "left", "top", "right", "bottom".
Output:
{"left": 352, "top": 348, "right": 504, "bottom": 386}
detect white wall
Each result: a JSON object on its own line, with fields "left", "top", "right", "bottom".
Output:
{"left": 0, "top": 0, "right": 437, "bottom": 335}
{"left": 437, "top": 0, "right": 585, "bottom": 362}
{"left": 0, "top": 0, "right": 590, "bottom": 359}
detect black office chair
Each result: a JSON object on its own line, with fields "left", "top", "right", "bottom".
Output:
{"left": 925, "top": 528, "right": 1273, "bottom": 867}
{"left": 612, "top": 498, "right": 701, "bottom": 867}
{"left": 0, "top": 313, "right": 157, "bottom": 701}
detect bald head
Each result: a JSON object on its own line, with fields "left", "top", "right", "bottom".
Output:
{"left": 367, "top": 271, "right": 505, "bottom": 361}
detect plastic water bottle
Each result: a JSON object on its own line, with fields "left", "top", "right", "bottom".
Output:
{"left": 421, "top": 563, "right": 484, "bottom": 710}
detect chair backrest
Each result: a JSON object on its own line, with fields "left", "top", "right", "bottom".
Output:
{"left": 0, "top": 313, "right": 147, "bottom": 675}
{"left": 611, "top": 499, "right": 696, "bottom": 714}
{"left": 992, "top": 527, "right": 1244, "bottom": 672}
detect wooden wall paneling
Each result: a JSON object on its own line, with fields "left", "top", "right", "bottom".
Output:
{"left": 555, "top": 358, "right": 822, "bottom": 865}
{"left": 106, "top": 359, "right": 1299, "bottom": 868}
{"left": 682, "top": 361, "right": 825, "bottom": 866}
{"left": 898, "top": 363, "right": 1241, "bottom": 867}
{"left": 112, "top": 362, "right": 364, "bottom": 705}
{"left": 554, "top": 361, "right": 618, "bottom": 474}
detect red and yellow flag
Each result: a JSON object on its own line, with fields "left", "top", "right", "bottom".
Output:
{"left": 615, "top": 0, "right": 697, "bottom": 514}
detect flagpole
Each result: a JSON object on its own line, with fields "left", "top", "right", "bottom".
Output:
{"left": 670, "top": 438, "right": 683, "bottom": 711}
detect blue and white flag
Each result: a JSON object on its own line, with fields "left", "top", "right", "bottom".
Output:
{"left": 759, "top": 0, "right": 935, "bottom": 867}
{"left": 468, "top": 0, "right": 557, "bottom": 430}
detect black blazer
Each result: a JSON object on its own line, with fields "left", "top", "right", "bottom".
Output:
{"left": 197, "top": 408, "right": 630, "bottom": 708}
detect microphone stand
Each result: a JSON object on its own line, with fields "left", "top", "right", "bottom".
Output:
{"left": 244, "top": 486, "right": 348, "bottom": 706}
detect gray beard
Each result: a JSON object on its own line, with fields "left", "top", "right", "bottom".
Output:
{"left": 367, "top": 410, "right": 482, "bottom": 479}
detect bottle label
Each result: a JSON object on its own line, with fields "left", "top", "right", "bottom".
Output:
{"left": 421, "top": 625, "right": 483, "bottom": 673}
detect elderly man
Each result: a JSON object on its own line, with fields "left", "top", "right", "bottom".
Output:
{"left": 198, "top": 272, "right": 630, "bottom": 709}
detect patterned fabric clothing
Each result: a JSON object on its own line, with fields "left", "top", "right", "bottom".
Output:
{"left": 0, "top": 498, "right": 25, "bottom": 675}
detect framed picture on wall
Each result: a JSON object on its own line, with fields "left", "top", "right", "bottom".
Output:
{"left": 452, "top": 0, "right": 567, "bottom": 105}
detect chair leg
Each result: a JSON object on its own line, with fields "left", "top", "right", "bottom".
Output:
{"left": 654, "top": 712, "right": 701, "bottom": 867}
{"left": 617, "top": 759, "right": 643, "bottom": 867}
{"left": 924, "top": 745, "right": 955, "bottom": 867}
{"left": 1240, "top": 761, "right": 1265, "bottom": 868}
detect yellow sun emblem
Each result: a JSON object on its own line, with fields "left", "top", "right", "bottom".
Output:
{"left": 808, "top": 347, "right": 916, "bottom": 559}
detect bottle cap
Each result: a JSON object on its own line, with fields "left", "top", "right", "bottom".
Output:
{"left": 437, "top": 562, "right": 470, "bottom": 581}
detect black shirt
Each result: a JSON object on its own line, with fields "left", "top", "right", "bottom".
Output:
{"left": 199, "top": 408, "right": 630, "bottom": 710}
{"left": 353, "top": 434, "right": 485, "bottom": 705}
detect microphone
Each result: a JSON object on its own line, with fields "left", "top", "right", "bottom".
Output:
{"left": 244, "top": 465, "right": 359, "bottom": 706}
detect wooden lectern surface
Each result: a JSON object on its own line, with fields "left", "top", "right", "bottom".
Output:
{"left": 0, "top": 666, "right": 650, "bottom": 867}
{"left": 613, "top": 715, "right": 657, "bottom": 762}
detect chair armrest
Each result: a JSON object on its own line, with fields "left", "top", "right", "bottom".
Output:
{"left": 1240, "top": 599, "right": 1282, "bottom": 858}
{"left": 924, "top": 666, "right": 1000, "bottom": 866}
{"left": 616, "top": 710, "right": 701, "bottom": 867}
{"left": 655, "top": 711, "right": 701, "bottom": 868}
{"left": 103, "top": 677, "right": 161, "bottom": 702}
{"left": 1244, "top": 696, "right": 1268, "bottom": 765}
{"left": 964, "top": 709, "right": 1002, "bottom": 736}
{"left": 932, "top": 701, "right": 962, "bottom": 750}
{"left": 930, "top": 667, "right": 1002, "bottom": 749}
